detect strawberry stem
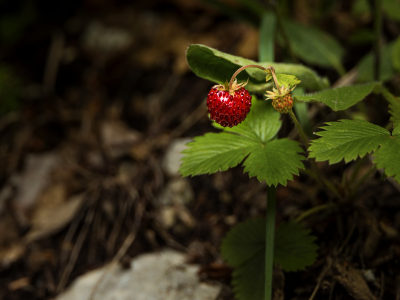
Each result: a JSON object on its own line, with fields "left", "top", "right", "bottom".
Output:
{"left": 228, "top": 65, "right": 269, "bottom": 91}
{"left": 267, "top": 67, "right": 282, "bottom": 94}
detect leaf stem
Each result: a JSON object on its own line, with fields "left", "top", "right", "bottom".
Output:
{"left": 268, "top": 66, "right": 282, "bottom": 94}
{"left": 288, "top": 109, "right": 343, "bottom": 200}
{"left": 228, "top": 65, "right": 269, "bottom": 91}
{"left": 351, "top": 164, "right": 377, "bottom": 197}
{"left": 288, "top": 109, "right": 309, "bottom": 148}
{"left": 294, "top": 203, "right": 337, "bottom": 223}
{"left": 265, "top": 185, "right": 276, "bottom": 300}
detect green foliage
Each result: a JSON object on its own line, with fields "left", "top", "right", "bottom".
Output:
{"left": 383, "top": 90, "right": 400, "bottom": 128}
{"left": 382, "top": 0, "right": 400, "bottom": 22}
{"left": 352, "top": 0, "right": 370, "bottom": 16}
{"left": 356, "top": 43, "right": 395, "bottom": 82}
{"left": 294, "top": 82, "right": 379, "bottom": 111}
{"left": 244, "top": 139, "right": 305, "bottom": 186}
{"left": 265, "top": 73, "right": 301, "bottom": 88}
{"left": 280, "top": 20, "right": 345, "bottom": 75}
{"left": 259, "top": 12, "right": 276, "bottom": 62}
{"left": 179, "top": 133, "right": 258, "bottom": 176}
{"left": 186, "top": 44, "right": 329, "bottom": 93}
{"left": 274, "top": 222, "right": 319, "bottom": 271}
{"left": 221, "top": 218, "right": 318, "bottom": 300}
{"left": 213, "top": 97, "right": 281, "bottom": 143}
{"left": 309, "top": 119, "right": 390, "bottom": 164}
{"left": 180, "top": 98, "right": 305, "bottom": 186}
{"left": 0, "top": 0, "right": 36, "bottom": 43}
{"left": 392, "top": 36, "right": 400, "bottom": 73}
{"left": 374, "top": 127, "right": 400, "bottom": 183}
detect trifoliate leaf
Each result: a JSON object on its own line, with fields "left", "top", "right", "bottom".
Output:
{"left": 392, "top": 36, "right": 400, "bottom": 73}
{"left": 243, "top": 139, "right": 305, "bottom": 186}
{"left": 183, "top": 99, "right": 305, "bottom": 186}
{"left": 186, "top": 44, "right": 329, "bottom": 93}
{"left": 373, "top": 128, "right": 400, "bottom": 183}
{"left": 179, "top": 132, "right": 258, "bottom": 177}
{"left": 356, "top": 43, "right": 395, "bottom": 82}
{"left": 214, "top": 98, "right": 281, "bottom": 143}
{"left": 280, "top": 20, "right": 345, "bottom": 75}
{"left": 221, "top": 218, "right": 318, "bottom": 300}
{"left": 382, "top": 90, "right": 400, "bottom": 128}
{"left": 309, "top": 119, "right": 390, "bottom": 164}
{"left": 294, "top": 82, "right": 379, "bottom": 111}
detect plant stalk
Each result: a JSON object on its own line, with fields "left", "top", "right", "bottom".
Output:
{"left": 272, "top": 5, "right": 297, "bottom": 63}
{"left": 373, "top": 0, "right": 382, "bottom": 81}
{"left": 265, "top": 186, "right": 276, "bottom": 300}
{"left": 228, "top": 65, "right": 269, "bottom": 90}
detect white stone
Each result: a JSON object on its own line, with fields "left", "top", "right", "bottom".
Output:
{"left": 56, "top": 249, "right": 220, "bottom": 300}
{"left": 162, "top": 138, "right": 192, "bottom": 177}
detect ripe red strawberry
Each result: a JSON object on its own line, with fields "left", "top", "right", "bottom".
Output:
{"left": 206, "top": 80, "right": 252, "bottom": 128}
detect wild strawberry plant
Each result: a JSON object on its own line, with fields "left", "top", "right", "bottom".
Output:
{"left": 179, "top": 42, "right": 400, "bottom": 300}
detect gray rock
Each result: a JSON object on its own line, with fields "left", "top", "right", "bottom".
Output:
{"left": 162, "top": 138, "right": 192, "bottom": 177}
{"left": 158, "top": 178, "right": 194, "bottom": 206}
{"left": 56, "top": 249, "right": 220, "bottom": 300}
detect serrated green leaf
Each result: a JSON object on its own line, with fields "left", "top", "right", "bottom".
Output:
{"left": 213, "top": 98, "right": 281, "bottom": 143}
{"left": 184, "top": 98, "right": 304, "bottom": 186}
{"left": 356, "top": 43, "right": 395, "bottom": 82}
{"left": 294, "top": 82, "right": 379, "bottom": 111}
{"left": 243, "top": 139, "right": 305, "bottom": 186}
{"left": 186, "top": 44, "right": 329, "bottom": 93}
{"left": 309, "top": 119, "right": 390, "bottom": 164}
{"left": 392, "top": 36, "right": 400, "bottom": 73}
{"left": 373, "top": 128, "right": 400, "bottom": 183}
{"left": 276, "top": 74, "right": 301, "bottom": 87}
{"left": 265, "top": 73, "right": 301, "bottom": 88}
{"left": 382, "top": 90, "right": 400, "bottom": 128}
{"left": 259, "top": 12, "right": 276, "bottom": 62}
{"left": 221, "top": 218, "right": 265, "bottom": 267}
{"left": 280, "top": 20, "right": 345, "bottom": 75}
{"left": 221, "top": 218, "right": 318, "bottom": 300}
{"left": 274, "top": 222, "right": 318, "bottom": 271}
{"left": 179, "top": 132, "right": 258, "bottom": 177}
{"left": 231, "top": 251, "right": 265, "bottom": 300}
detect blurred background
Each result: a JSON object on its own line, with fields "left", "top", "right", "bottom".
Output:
{"left": 0, "top": 0, "right": 400, "bottom": 299}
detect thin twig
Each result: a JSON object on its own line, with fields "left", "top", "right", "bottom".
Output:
{"left": 43, "top": 31, "right": 64, "bottom": 95}
{"left": 89, "top": 201, "right": 144, "bottom": 300}
{"left": 309, "top": 257, "right": 333, "bottom": 300}
{"left": 57, "top": 206, "right": 96, "bottom": 293}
